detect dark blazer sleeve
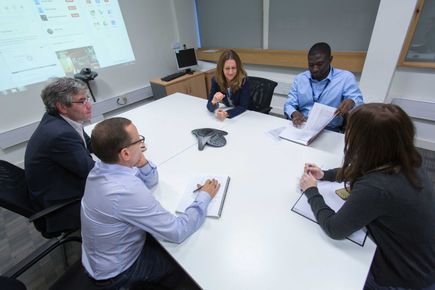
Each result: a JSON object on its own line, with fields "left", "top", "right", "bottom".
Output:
{"left": 226, "top": 78, "right": 250, "bottom": 118}
{"left": 50, "top": 130, "right": 95, "bottom": 179}
{"left": 207, "top": 77, "right": 220, "bottom": 112}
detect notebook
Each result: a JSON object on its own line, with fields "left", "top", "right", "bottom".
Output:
{"left": 176, "top": 175, "right": 230, "bottom": 218}
{"left": 291, "top": 180, "right": 368, "bottom": 246}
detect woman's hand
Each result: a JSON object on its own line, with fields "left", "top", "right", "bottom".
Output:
{"left": 215, "top": 108, "right": 228, "bottom": 120}
{"left": 303, "top": 163, "right": 324, "bottom": 180}
{"left": 212, "top": 92, "right": 225, "bottom": 105}
{"left": 300, "top": 172, "right": 317, "bottom": 192}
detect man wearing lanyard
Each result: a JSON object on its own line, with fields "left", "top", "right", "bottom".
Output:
{"left": 284, "top": 42, "right": 363, "bottom": 131}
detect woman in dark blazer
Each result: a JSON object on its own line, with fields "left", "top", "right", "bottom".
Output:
{"left": 206, "top": 49, "right": 250, "bottom": 120}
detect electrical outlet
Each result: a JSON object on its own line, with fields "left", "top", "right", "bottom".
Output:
{"left": 116, "top": 96, "right": 128, "bottom": 105}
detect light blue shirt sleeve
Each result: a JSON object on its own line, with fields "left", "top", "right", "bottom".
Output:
{"left": 340, "top": 72, "right": 363, "bottom": 107}
{"left": 136, "top": 161, "right": 158, "bottom": 188}
{"left": 116, "top": 183, "right": 211, "bottom": 244}
{"left": 284, "top": 77, "right": 301, "bottom": 118}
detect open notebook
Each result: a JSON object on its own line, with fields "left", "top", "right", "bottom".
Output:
{"left": 176, "top": 175, "right": 230, "bottom": 218}
{"left": 279, "top": 102, "right": 337, "bottom": 145}
{"left": 291, "top": 181, "right": 368, "bottom": 246}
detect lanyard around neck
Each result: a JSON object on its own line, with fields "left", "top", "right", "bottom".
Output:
{"left": 309, "top": 67, "right": 332, "bottom": 102}
{"left": 226, "top": 87, "right": 234, "bottom": 106}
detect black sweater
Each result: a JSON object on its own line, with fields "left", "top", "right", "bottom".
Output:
{"left": 304, "top": 168, "right": 435, "bottom": 289}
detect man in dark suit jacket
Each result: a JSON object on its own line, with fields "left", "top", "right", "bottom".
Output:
{"left": 25, "top": 77, "right": 95, "bottom": 235}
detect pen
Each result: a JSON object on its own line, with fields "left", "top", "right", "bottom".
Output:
{"left": 192, "top": 186, "right": 203, "bottom": 193}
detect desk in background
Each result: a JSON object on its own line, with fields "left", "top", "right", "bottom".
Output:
{"left": 150, "top": 71, "right": 207, "bottom": 100}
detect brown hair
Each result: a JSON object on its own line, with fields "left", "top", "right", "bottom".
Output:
{"left": 337, "top": 103, "right": 422, "bottom": 189}
{"left": 91, "top": 117, "right": 132, "bottom": 163}
{"left": 215, "top": 49, "right": 247, "bottom": 94}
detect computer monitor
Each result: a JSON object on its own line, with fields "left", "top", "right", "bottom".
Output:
{"left": 175, "top": 48, "right": 198, "bottom": 73}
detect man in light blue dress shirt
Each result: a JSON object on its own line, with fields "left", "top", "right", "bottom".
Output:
{"left": 284, "top": 42, "right": 363, "bottom": 131}
{"left": 81, "top": 117, "right": 220, "bottom": 289}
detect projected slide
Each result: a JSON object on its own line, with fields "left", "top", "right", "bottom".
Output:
{"left": 0, "top": 0, "right": 135, "bottom": 93}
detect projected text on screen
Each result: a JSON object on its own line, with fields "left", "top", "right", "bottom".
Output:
{"left": 0, "top": 0, "right": 135, "bottom": 93}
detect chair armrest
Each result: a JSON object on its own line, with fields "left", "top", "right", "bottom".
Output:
{"left": 3, "top": 234, "right": 81, "bottom": 279}
{"left": 28, "top": 197, "right": 81, "bottom": 223}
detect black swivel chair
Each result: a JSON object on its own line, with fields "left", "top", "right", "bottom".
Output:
{"left": 248, "top": 76, "right": 278, "bottom": 114}
{"left": 0, "top": 160, "right": 95, "bottom": 290}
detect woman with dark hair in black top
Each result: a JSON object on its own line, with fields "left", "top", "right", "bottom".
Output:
{"left": 300, "top": 103, "right": 435, "bottom": 290}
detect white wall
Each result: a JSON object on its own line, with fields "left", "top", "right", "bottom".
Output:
{"left": 388, "top": 69, "right": 435, "bottom": 102}
{"left": 359, "top": 0, "right": 417, "bottom": 103}
{"left": 172, "top": 0, "right": 198, "bottom": 49}
{"left": 389, "top": 68, "right": 435, "bottom": 150}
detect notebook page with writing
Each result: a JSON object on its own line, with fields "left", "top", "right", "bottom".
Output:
{"left": 291, "top": 180, "right": 368, "bottom": 246}
{"left": 176, "top": 175, "right": 230, "bottom": 218}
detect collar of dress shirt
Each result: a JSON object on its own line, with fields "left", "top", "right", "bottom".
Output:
{"left": 60, "top": 114, "right": 86, "bottom": 146}
{"left": 309, "top": 66, "right": 334, "bottom": 83}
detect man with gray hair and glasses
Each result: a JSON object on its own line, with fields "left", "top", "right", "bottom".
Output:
{"left": 25, "top": 77, "right": 95, "bottom": 236}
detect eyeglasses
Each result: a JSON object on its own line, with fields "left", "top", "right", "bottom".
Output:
{"left": 71, "top": 96, "right": 91, "bottom": 105}
{"left": 119, "top": 135, "right": 145, "bottom": 152}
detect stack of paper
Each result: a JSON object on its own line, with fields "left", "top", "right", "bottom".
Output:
{"left": 279, "top": 103, "right": 337, "bottom": 145}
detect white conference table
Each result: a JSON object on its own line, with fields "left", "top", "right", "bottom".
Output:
{"left": 86, "top": 93, "right": 376, "bottom": 290}
{"left": 85, "top": 94, "right": 237, "bottom": 166}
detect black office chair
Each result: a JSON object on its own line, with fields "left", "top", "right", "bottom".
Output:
{"left": 0, "top": 160, "right": 82, "bottom": 239}
{"left": 248, "top": 76, "right": 278, "bottom": 114}
{"left": 0, "top": 160, "right": 94, "bottom": 289}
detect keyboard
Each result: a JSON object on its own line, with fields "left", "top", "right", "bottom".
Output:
{"left": 161, "top": 71, "right": 187, "bottom": 82}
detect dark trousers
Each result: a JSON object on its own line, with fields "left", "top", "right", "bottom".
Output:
{"left": 91, "top": 236, "right": 200, "bottom": 290}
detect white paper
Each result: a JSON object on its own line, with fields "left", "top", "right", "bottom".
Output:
{"left": 279, "top": 103, "right": 337, "bottom": 145}
{"left": 265, "top": 126, "right": 286, "bottom": 142}
{"left": 292, "top": 181, "right": 368, "bottom": 246}
{"left": 176, "top": 175, "right": 230, "bottom": 218}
